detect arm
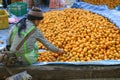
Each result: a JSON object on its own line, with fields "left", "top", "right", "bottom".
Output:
{"left": 35, "top": 29, "right": 63, "bottom": 53}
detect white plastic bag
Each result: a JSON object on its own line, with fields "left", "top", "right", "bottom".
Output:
{"left": 6, "top": 71, "right": 32, "bottom": 80}
{"left": 65, "top": 0, "right": 76, "bottom": 7}
{"left": 60, "top": 0, "right": 66, "bottom": 7}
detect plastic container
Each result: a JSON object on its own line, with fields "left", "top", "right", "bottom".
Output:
{"left": 0, "top": 10, "right": 9, "bottom": 29}
{"left": 8, "top": 2, "right": 27, "bottom": 16}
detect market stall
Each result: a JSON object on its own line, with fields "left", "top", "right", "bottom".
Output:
{"left": 0, "top": 0, "right": 120, "bottom": 80}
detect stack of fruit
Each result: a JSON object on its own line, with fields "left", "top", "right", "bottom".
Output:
{"left": 37, "top": 8, "right": 120, "bottom": 62}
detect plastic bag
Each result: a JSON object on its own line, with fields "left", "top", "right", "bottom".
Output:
{"left": 6, "top": 71, "right": 32, "bottom": 80}
{"left": 59, "top": 0, "right": 66, "bottom": 7}
{"left": 65, "top": 0, "right": 76, "bottom": 8}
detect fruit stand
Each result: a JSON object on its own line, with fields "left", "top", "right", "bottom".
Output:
{"left": 0, "top": 0, "right": 120, "bottom": 80}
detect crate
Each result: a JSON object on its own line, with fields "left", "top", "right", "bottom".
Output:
{"left": 0, "top": 10, "right": 9, "bottom": 29}
{"left": 8, "top": 2, "right": 27, "bottom": 16}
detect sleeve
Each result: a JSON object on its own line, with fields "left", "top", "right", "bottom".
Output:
{"left": 35, "top": 29, "right": 60, "bottom": 53}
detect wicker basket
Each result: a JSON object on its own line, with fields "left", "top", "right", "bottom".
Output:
{"left": 0, "top": 10, "right": 9, "bottom": 29}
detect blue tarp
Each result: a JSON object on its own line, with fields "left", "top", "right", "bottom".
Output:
{"left": 72, "top": 2, "right": 109, "bottom": 10}
{"left": 114, "top": 5, "right": 120, "bottom": 11}
{"left": 33, "top": 60, "right": 120, "bottom": 66}
{"left": 0, "top": 29, "right": 9, "bottom": 50}
{"left": 0, "top": 2, "right": 120, "bottom": 65}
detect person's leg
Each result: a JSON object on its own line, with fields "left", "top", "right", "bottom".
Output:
{"left": 7, "top": 0, "right": 11, "bottom": 5}
{"left": 2, "top": 0, "right": 7, "bottom": 8}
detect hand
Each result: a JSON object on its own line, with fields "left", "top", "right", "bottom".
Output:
{"left": 58, "top": 49, "right": 65, "bottom": 55}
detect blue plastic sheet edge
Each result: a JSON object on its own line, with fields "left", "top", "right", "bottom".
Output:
{"left": 33, "top": 60, "right": 120, "bottom": 66}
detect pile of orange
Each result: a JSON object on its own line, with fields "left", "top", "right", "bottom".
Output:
{"left": 37, "top": 8, "right": 120, "bottom": 62}
{"left": 83, "top": 0, "right": 120, "bottom": 9}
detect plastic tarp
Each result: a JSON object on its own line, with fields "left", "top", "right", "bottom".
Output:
{"left": 0, "top": 2, "right": 120, "bottom": 66}
{"left": 114, "top": 5, "right": 120, "bottom": 11}
{"left": 0, "top": 29, "right": 9, "bottom": 50}
{"left": 33, "top": 60, "right": 120, "bottom": 66}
